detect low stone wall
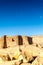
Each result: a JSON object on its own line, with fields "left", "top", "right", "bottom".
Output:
{"left": 0, "top": 35, "right": 43, "bottom": 48}
{"left": 31, "top": 36, "right": 43, "bottom": 44}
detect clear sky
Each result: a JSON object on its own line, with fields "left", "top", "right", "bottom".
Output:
{"left": 0, "top": 0, "right": 43, "bottom": 36}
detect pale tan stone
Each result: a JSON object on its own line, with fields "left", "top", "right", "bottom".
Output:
{"left": 0, "top": 35, "right": 43, "bottom": 65}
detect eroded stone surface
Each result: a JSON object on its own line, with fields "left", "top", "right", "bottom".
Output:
{"left": 0, "top": 35, "right": 43, "bottom": 65}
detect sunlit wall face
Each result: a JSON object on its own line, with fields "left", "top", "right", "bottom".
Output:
{"left": 0, "top": 0, "right": 43, "bottom": 36}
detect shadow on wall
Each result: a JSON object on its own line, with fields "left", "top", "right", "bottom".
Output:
{"left": 27, "top": 36, "right": 33, "bottom": 44}
{"left": 3, "top": 35, "right": 33, "bottom": 47}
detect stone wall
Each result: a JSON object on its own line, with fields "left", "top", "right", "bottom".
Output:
{"left": 31, "top": 36, "right": 43, "bottom": 44}
{"left": 0, "top": 35, "right": 43, "bottom": 48}
{"left": 0, "top": 35, "right": 32, "bottom": 48}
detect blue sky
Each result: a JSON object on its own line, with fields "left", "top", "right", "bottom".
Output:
{"left": 0, "top": 0, "right": 43, "bottom": 36}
